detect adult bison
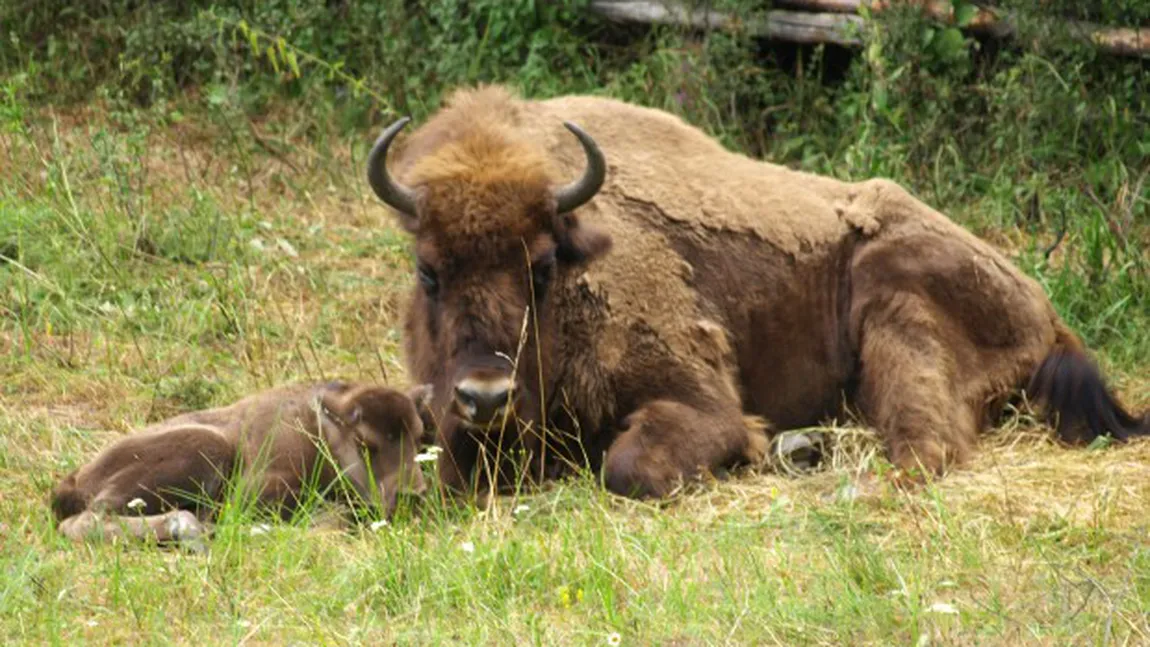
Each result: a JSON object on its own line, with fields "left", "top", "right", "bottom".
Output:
{"left": 366, "top": 84, "right": 1147, "bottom": 498}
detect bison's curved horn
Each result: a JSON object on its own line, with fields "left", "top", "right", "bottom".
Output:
{"left": 367, "top": 117, "right": 418, "bottom": 217}
{"left": 553, "top": 121, "right": 606, "bottom": 214}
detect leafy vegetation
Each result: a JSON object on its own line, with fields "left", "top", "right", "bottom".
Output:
{"left": 1, "top": 0, "right": 1147, "bottom": 644}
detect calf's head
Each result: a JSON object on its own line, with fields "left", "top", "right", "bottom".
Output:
{"left": 318, "top": 385, "right": 427, "bottom": 515}
{"left": 367, "top": 118, "right": 610, "bottom": 440}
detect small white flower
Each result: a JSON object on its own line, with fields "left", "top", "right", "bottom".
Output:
{"left": 927, "top": 602, "right": 959, "bottom": 615}
{"left": 126, "top": 498, "right": 146, "bottom": 511}
{"left": 836, "top": 483, "right": 863, "bottom": 503}
{"left": 86, "top": 620, "right": 98, "bottom": 628}
{"left": 237, "top": 619, "right": 252, "bottom": 628}
{"left": 606, "top": 632, "right": 622, "bottom": 646}
{"left": 460, "top": 541, "right": 475, "bottom": 554}
{"left": 513, "top": 505, "right": 529, "bottom": 515}
{"left": 275, "top": 238, "right": 298, "bottom": 258}
{"left": 415, "top": 445, "right": 443, "bottom": 463}
{"left": 249, "top": 524, "right": 271, "bottom": 536}
{"left": 370, "top": 519, "right": 389, "bottom": 532}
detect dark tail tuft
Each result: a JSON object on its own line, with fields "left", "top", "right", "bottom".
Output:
{"left": 1027, "top": 347, "right": 1148, "bottom": 444}
{"left": 50, "top": 474, "right": 87, "bottom": 521}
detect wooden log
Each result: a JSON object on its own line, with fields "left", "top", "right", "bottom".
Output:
{"left": 777, "top": 0, "right": 1150, "bottom": 57}
{"left": 588, "top": 1, "right": 864, "bottom": 46}
{"left": 588, "top": 0, "right": 1149, "bottom": 58}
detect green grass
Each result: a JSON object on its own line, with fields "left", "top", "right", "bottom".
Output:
{"left": 2, "top": 1, "right": 1149, "bottom": 643}
{"left": 1, "top": 98, "right": 1147, "bottom": 647}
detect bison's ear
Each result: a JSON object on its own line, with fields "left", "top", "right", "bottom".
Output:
{"left": 394, "top": 212, "right": 420, "bottom": 234}
{"left": 554, "top": 212, "right": 612, "bottom": 264}
{"left": 390, "top": 195, "right": 424, "bottom": 234}
{"left": 319, "top": 391, "right": 361, "bottom": 428}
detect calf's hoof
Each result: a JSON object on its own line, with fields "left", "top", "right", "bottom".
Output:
{"left": 165, "top": 511, "right": 210, "bottom": 554}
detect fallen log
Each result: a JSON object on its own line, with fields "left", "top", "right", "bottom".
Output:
{"left": 781, "top": 1, "right": 1150, "bottom": 56}
{"left": 588, "top": 1, "right": 864, "bottom": 46}
{"left": 588, "top": 0, "right": 1150, "bottom": 58}
{"left": 778, "top": 0, "right": 1009, "bottom": 36}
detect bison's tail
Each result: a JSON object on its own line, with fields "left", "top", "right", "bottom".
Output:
{"left": 1027, "top": 340, "right": 1148, "bottom": 445}
{"left": 50, "top": 473, "right": 87, "bottom": 521}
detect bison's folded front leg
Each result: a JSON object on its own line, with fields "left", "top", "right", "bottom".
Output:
{"left": 602, "top": 399, "right": 768, "bottom": 499}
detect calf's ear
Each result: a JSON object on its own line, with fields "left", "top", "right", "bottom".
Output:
{"left": 406, "top": 384, "right": 433, "bottom": 411}
{"left": 406, "top": 384, "right": 438, "bottom": 445}
{"left": 319, "top": 391, "right": 361, "bottom": 428}
{"left": 553, "top": 212, "right": 612, "bottom": 264}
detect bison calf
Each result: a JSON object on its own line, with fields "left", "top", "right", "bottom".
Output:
{"left": 51, "top": 382, "right": 429, "bottom": 544}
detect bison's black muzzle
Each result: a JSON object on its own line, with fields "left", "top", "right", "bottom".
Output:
{"left": 453, "top": 379, "right": 512, "bottom": 424}
{"left": 451, "top": 369, "right": 517, "bottom": 426}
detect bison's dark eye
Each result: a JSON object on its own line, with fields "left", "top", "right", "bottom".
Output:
{"left": 530, "top": 253, "right": 556, "bottom": 301}
{"left": 417, "top": 263, "right": 439, "bottom": 296}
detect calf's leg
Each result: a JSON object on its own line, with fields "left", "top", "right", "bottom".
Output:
{"left": 602, "top": 399, "right": 768, "bottom": 499}
{"left": 53, "top": 427, "right": 233, "bottom": 544}
{"left": 58, "top": 509, "right": 208, "bottom": 544}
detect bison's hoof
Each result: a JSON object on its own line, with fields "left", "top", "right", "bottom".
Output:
{"left": 772, "top": 431, "right": 826, "bottom": 474}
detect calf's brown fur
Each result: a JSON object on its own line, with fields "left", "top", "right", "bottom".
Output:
{"left": 367, "top": 85, "right": 1148, "bottom": 498}
{"left": 52, "top": 382, "right": 428, "bottom": 543}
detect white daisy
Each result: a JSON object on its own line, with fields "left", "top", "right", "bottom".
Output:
{"left": 927, "top": 602, "right": 959, "bottom": 615}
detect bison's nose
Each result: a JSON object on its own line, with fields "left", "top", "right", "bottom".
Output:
{"left": 453, "top": 376, "right": 513, "bottom": 425}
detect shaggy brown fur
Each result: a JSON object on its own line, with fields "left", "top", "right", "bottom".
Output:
{"left": 51, "top": 382, "right": 429, "bottom": 543}
{"left": 369, "top": 84, "right": 1147, "bottom": 497}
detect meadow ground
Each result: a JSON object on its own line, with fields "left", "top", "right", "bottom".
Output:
{"left": 2, "top": 100, "right": 1149, "bottom": 646}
